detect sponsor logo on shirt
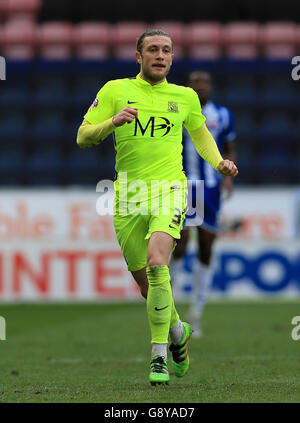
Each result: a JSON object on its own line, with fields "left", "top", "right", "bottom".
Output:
{"left": 134, "top": 116, "right": 174, "bottom": 137}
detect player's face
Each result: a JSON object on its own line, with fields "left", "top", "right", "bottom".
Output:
{"left": 136, "top": 35, "right": 173, "bottom": 84}
{"left": 188, "top": 73, "right": 212, "bottom": 104}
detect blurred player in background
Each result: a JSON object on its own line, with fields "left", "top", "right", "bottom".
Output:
{"left": 77, "top": 32, "right": 238, "bottom": 385}
{"left": 171, "top": 71, "right": 236, "bottom": 337}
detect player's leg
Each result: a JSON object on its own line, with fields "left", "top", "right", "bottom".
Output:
{"left": 188, "top": 226, "right": 217, "bottom": 336}
{"left": 131, "top": 267, "right": 181, "bottom": 333}
{"left": 146, "top": 186, "right": 192, "bottom": 383}
{"left": 131, "top": 268, "right": 148, "bottom": 299}
{"left": 146, "top": 231, "right": 191, "bottom": 384}
{"left": 146, "top": 231, "right": 174, "bottom": 384}
{"left": 146, "top": 232, "right": 174, "bottom": 352}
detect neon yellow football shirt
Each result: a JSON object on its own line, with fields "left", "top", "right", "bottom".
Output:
{"left": 84, "top": 73, "right": 206, "bottom": 200}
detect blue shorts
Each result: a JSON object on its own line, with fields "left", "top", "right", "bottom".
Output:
{"left": 185, "top": 184, "right": 221, "bottom": 233}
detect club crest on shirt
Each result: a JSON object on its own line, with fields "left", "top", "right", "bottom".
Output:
{"left": 89, "top": 98, "right": 98, "bottom": 111}
{"left": 168, "top": 101, "right": 179, "bottom": 113}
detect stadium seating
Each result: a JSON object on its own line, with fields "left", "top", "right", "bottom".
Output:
{"left": 225, "top": 74, "right": 257, "bottom": 107}
{"left": 0, "top": 0, "right": 8, "bottom": 18}
{"left": 72, "top": 76, "right": 104, "bottom": 111}
{"left": 1, "top": 21, "right": 300, "bottom": 60}
{"left": 233, "top": 112, "right": 258, "bottom": 144}
{"left": 0, "top": 113, "right": 28, "bottom": 144}
{"left": 261, "top": 22, "right": 297, "bottom": 59}
{"left": 26, "top": 145, "right": 63, "bottom": 185}
{"left": 64, "top": 149, "right": 113, "bottom": 185}
{"left": 74, "top": 22, "right": 111, "bottom": 60}
{"left": 151, "top": 21, "right": 185, "bottom": 60}
{"left": 38, "top": 22, "right": 73, "bottom": 59}
{"left": 0, "top": 84, "right": 29, "bottom": 110}
{"left": 0, "top": 144, "right": 24, "bottom": 185}
{"left": 6, "top": 0, "right": 41, "bottom": 21}
{"left": 260, "top": 75, "right": 295, "bottom": 107}
{"left": 235, "top": 143, "right": 258, "bottom": 184}
{"left": 224, "top": 22, "right": 259, "bottom": 59}
{"left": 0, "top": 13, "right": 298, "bottom": 186}
{"left": 1, "top": 19, "right": 36, "bottom": 59}
{"left": 257, "top": 112, "right": 294, "bottom": 142}
{"left": 112, "top": 21, "right": 148, "bottom": 60}
{"left": 185, "top": 22, "right": 223, "bottom": 59}
{"left": 29, "top": 112, "right": 67, "bottom": 146}
{"left": 32, "top": 77, "right": 69, "bottom": 109}
{"left": 257, "top": 150, "right": 292, "bottom": 184}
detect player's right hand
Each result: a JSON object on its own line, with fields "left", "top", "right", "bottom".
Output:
{"left": 112, "top": 107, "right": 138, "bottom": 127}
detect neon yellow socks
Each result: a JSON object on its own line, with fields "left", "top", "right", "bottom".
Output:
{"left": 146, "top": 265, "right": 173, "bottom": 344}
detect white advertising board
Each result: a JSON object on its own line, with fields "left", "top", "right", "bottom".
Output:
{"left": 0, "top": 188, "right": 298, "bottom": 301}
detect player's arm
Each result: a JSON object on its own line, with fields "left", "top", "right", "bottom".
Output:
{"left": 77, "top": 118, "right": 115, "bottom": 148}
{"left": 77, "top": 107, "right": 138, "bottom": 149}
{"left": 188, "top": 124, "right": 238, "bottom": 177}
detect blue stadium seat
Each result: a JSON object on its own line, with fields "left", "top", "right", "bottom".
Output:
{"left": 64, "top": 148, "right": 114, "bottom": 185}
{"left": 33, "top": 78, "right": 68, "bottom": 108}
{"left": 0, "top": 145, "right": 24, "bottom": 185}
{"left": 257, "top": 113, "right": 294, "bottom": 142}
{"left": 293, "top": 117, "right": 300, "bottom": 142}
{"left": 65, "top": 121, "right": 78, "bottom": 146}
{"left": 0, "top": 113, "right": 28, "bottom": 144}
{"left": 225, "top": 74, "right": 257, "bottom": 107}
{"left": 25, "top": 146, "right": 63, "bottom": 185}
{"left": 0, "top": 85, "right": 29, "bottom": 110}
{"left": 72, "top": 76, "right": 104, "bottom": 110}
{"left": 257, "top": 150, "right": 291, "bottom": 184}
{"left": 235, "top": 144, "right": 258, "bottom": 183}
{"left": 234, "top": 112, "right": 257, "bottom": 140}
{"left": 260, "top": 75, "right": 295, "bottom": 107}
{"left": 29, "top": 113, "right": 67, "bottom": 144}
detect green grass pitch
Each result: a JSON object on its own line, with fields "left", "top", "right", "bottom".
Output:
{"left": 0, "top": 300, "right": 300, "bottom": 403}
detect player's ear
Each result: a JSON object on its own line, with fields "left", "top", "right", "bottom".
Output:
{"left": 136, "top": 51, "right": 142, "bottom": 65}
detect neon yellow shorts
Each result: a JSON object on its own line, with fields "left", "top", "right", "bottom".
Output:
{"left": 113, "top": 187, "right": 187, "bottom": 272}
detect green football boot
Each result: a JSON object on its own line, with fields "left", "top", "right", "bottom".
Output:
{"left": 169, "top": 322, "right": 193, "bottom": 377}
{"left": 149, "top": 355, "right": 170, "bottom": 386}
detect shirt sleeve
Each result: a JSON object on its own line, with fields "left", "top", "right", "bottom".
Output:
{"left": 84, "top": 81, "right": 116, "bottom": 125}
{"left": 184, "top": 88, "right": 206, "bottom": 133}
{"left": 189, "top": 124, "right": 223, "bottom": 171}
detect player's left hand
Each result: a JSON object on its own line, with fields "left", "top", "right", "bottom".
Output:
{"left": 217, "top": 159, "right": 238, "bottom": 177}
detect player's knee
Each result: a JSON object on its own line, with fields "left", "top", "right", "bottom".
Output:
{"left": 147, "top": 253, "right": 166, "bottom": 267}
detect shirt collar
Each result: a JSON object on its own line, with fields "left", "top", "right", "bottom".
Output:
{"left": 136, "top": 73, "right": 168, "bottom": 88}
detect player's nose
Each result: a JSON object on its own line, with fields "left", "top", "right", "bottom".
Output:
{"left": 156, "top": 49, "right": 165, "bottom": 59}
